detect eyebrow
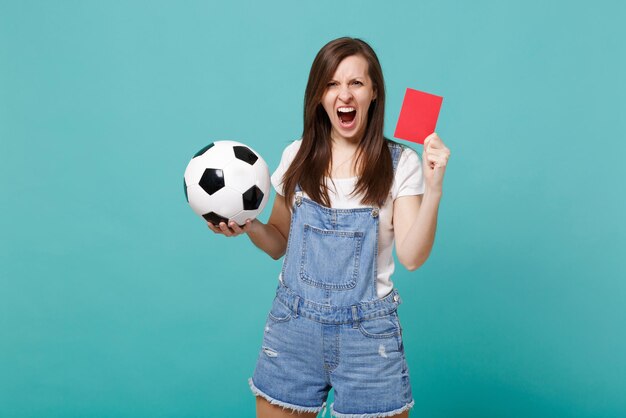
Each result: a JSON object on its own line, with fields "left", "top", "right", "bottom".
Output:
{"left": 328, "top": 77, "right": 366, "bottom": 83}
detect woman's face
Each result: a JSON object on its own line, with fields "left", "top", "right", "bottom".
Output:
{"left": 321, "top": 54, "right": 376, "bottom": 143}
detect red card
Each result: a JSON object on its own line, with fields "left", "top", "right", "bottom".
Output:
{"left": 394, "top": 88, "right": 443, "bottom": 144}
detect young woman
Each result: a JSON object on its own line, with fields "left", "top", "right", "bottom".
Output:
{"left": 208, "top": 37, "right": 450, "bottom": 418}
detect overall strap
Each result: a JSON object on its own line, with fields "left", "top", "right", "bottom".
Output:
{"left": 387, "top": 141, "right": 403, "bottom": 174}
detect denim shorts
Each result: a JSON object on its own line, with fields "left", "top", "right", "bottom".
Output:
{"left": 249, "top": 291, "right": 414, "bottom": 417}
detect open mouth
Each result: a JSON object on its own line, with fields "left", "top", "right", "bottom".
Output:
{"left": 337, "top": 107, "right": 357, "bottom": 126}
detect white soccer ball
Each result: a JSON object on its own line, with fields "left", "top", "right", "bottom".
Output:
{"left": 184, "top": 141, "right": 270, "bottom": 226}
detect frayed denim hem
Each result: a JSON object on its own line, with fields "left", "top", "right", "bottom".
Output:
{"left": 330, "top": 399, "right": 414, "bottom": 418}
{"left": 248, "top": 377, "right": 327, "bottom": 415}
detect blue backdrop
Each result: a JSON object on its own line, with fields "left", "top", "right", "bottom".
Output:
{"left": 1, "top": 1, "right": 624, "bottom": 417}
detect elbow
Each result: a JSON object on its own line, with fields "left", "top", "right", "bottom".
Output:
{"left": 405, "top": 263, "right": 419, "bottom": 272}
{"left": 269, "top": 245, "right": 287, "bottom": 260}
{"left": 270, "top": 252, "right": 284, "bottom": 261}
{"left": 404, "top": 261, "right": 423, "bottom": 272}
{"left": 399, "top": 254, "right": 429, "bottom": 272}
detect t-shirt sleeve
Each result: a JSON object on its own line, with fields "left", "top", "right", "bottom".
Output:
{"left": 271, "top": 140, "right": 301, "bottom": 196}
{"left": 392, "top": 146, "right": 425, "bottom": 199}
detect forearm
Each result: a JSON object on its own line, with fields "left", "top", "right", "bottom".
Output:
{"left": 246, "top": 220, "right": 288, "bottom": 260}
{"left": 397, "top": 190, "right": 442, "bottom": 270}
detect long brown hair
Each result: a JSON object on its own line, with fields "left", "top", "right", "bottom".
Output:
{"left": 282, "top": 37, "right": 393, "bottom": 208}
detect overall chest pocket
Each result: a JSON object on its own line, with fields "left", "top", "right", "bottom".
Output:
{"left": 299, "top": 224, "right": 363, "bottom": 290}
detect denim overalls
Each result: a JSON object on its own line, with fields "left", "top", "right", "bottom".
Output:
{"left": 250, "top": 142, "right": 414, "bottom": 418}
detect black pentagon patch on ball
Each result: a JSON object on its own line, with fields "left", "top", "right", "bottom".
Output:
{"left": 233, "top": 146, "right": 258, "bottom": 165}
{"left": 183, "top": 177, "right": 188, "bottom": 202}
{"left": 193, "top": 142, "right": 214, "bottom": 158}
{"left": 242, "top": 185, "right": 264, "bottom": 210}
{"left": 199, "top": 168, "right": 224, "bottom": 195}
{"left": 203, "top": 212, "right": 228, "bottom": 225}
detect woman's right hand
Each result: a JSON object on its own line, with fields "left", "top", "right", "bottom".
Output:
{"left": 207, "top": 219, "right": 256, "bottom": 237}
{"left": 207, "top": 195, "right": 290, "bottom": 259}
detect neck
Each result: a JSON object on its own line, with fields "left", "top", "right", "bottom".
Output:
{"left": 331, "top": 135, "right": 360, "bottom": 152}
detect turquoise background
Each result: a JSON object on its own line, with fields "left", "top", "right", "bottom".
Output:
{"left": 1, "top": 0, "right": 624, "bottom": 417}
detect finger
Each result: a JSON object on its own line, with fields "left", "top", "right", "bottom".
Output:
{"left": 423, "top": 136, "right": 431, "bottom": 149}
{"left": 229, "top": 221, "right": 244, "bottom": 235}
{"left": 241, "top": 219, "right": 253, "bottom": 232}
{"left": 424, "top": 132, "right": 438, "bottom": 148}
{"left": 218, "top": 222, "right": 234, "bottom": 237}
{"left": 426, "top": 134, "right": 447, "bottom": 154}
{"left": 426, "top": 149, "right": 450, "bottom": 161}
{"left": 424, "top": 149, "right": 445, "bottom": 163}
{"left": 429, "top": 156, "right": 448, "bottom": 168}
{"left": 424, "top": 153, "right": 444, "bottom": 167}
{"left": 426, "top": 143, "right": 443, "bottom": 156}
{"left": 207, "top": 222, "right": 221, "bottom": 233}
{"left": 426, "top": 139, "right": 450, "bottom": 153}
{"left": 423, "top": 152, "right": 435, "bottom": 169}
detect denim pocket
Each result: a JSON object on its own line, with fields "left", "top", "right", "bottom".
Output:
{"left": 299, "top": 224, "right": 363, "bottom": 290}
{"left": 268, "top": 299, "right": 292, "bottom": 323}
{"left": 358, "top": 314, "right": 401, "bottom": 339}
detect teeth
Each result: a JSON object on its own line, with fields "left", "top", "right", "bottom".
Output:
{"left": 337, "top": 107, "right": 355, "bottom": 113}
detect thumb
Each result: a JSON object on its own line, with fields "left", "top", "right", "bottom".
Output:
{"left": 423, "top": 132, "right": 438, "bottom": 150}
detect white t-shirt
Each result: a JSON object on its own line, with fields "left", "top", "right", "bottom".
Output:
{"left": 271, "top": 139, "right": 425, "bottom": 298}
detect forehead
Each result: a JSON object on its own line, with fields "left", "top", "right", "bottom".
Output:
{"left": 331, "top": 55, "right": 370, "bottom": 79}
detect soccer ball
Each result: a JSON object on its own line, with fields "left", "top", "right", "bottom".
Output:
{"left": 184, "top": 141, "right": 270, "bottom": 226}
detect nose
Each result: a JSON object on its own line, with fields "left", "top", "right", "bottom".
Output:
{"left": 338, "top": 85, "right": 353, "bottom": 102}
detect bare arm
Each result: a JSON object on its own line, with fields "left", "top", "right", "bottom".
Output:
{"left": 246, "top": 195, "right": 291, "bottom": 259}
{"left": 393, "top": 192, "right": 441, "bottom": 271}
{"left": 207, "top": 194, "right": 291, "bottom": 260}
{"left": 393, "top": 133, "right": 450, "bottom": 271}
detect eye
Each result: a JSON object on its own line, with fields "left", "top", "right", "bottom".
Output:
{"left": 352, "top": 80, "right": 363, "bottom": 86}
{"left": 327, "top": 81, "right": 338, "bottom": 87}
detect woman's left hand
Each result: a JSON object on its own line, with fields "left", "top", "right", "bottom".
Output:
{"left": 422, "top": 132, "right": 450, "bottom": 193}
